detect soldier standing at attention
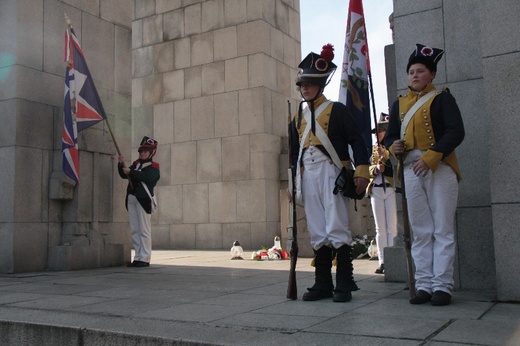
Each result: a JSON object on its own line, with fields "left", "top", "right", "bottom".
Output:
{"left": 367, "top": 114, "right": 397, "bottom": 275}
{"left": 118, "top": 136, "right": 160, "bottom": 268}
{"left": 290, "top": 44, "right": 369, "bottom": 302}
{"left": 385, "top": 44, "right": 465, "bottom": 306}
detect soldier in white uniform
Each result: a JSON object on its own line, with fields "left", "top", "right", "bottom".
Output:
{"left": 118, "top": 136, "right": 160, "bottom": 268}
{"left": 367, "top": 114, "right": 397, "bottom": 275}
{"left": 385, "top": 44, "right": 465, "bottom": 306}
{"left": 290, "top": 44, "right": 369, "bottom": 302}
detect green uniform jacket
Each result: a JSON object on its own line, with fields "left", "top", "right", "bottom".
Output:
{"left": 118, "top": 159, "right": 160, "bottom": 214}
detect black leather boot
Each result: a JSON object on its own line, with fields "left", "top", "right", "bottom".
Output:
{"left": 333, "top": 245, "right": 359, "bottom": 302}
{"left": 302, "top": 246, "right": 334, "bottom": 301}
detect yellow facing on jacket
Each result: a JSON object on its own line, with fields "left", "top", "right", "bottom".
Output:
{"left": 393, "top": 84, "right": 461, "bottom": 181}
{"left": 296, "top": 95, "right": 369, "bottom": 180}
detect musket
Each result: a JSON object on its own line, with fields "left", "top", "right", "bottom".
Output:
{"left": 399, "top": 153, "right": 416, "bottom": 299}
{"left": 286, "top": 100, "right": 299, "bottom": 300}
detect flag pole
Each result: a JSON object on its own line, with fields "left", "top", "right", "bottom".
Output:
{"left": 100, "top": 109, "right": 133, "bottom": 188}
{"left": 64, "top": 13, "right": 73, "bottom": 32}
{"left": 368, "top": 73, "right": 379, "bottom": 147}
{"left": 64, "top": 13, "right": 75, "bottom": 116}
{"left": 365, "top": 10, "right": 386, "bottom": 192}
{"left": 368, "top": 72, "right": 385, "bottom": 192}
{"left": 103, "top": 117, "right": 123, "bottom": 158}
{"left": 364, "top": 4, "right": 378, "bottom": 148}
{"left": 102, "top": 111, "right": 134, "bottom": 189}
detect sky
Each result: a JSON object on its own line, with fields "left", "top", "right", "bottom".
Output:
{"left": 300, "top": 0, "right": 394, "bottom": 118}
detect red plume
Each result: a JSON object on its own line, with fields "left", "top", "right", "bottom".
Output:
{"left": 321, "top": 44, "right": 334, "bottom": 62}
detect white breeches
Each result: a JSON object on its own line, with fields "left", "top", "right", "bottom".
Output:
{"left": 127, "top": 194, "right": 152, "bottom": 263}
{"left": 370, "top": 187, "right": 397, "bottom": 265}
{"left": 301, "top": 146, "right": 352, "bottom": 250}
{"left": 404, "top": 157, "right": 458, "bottom": 294}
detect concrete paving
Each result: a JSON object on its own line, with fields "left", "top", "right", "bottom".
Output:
{"left": 0, "top": 250, "right": 518, "bottom": 345}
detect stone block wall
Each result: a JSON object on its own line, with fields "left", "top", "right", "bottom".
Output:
{"left": 480, "top": 1, "right": 520, "bottom": 301}
{"left": 132, "top": 0, "right": 301, "bottom": 251}
{"left": 0, "top": 0, "right": 132, "bottom": 273}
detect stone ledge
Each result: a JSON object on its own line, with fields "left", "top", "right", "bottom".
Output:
{"left": 383, "top": 246, "right": 408, "bottom": 284}
{"left": 0, "top": 321, "right": 204, "bottom": 346}
{"left": 48, "top": 243, "right": 125, "bottom": 271}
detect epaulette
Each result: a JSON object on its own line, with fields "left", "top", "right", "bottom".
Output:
{"left": 151, "top": 162, "right": 160, "bottom": 169}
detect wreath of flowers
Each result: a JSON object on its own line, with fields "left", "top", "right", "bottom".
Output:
{"left": 351, "top": 235, "right": 371, "bottom": 259}
{"left": 251, "top": 246, "right": 288, "bottom": 261}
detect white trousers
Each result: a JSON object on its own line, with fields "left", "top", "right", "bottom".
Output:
{"left": 404, "top": 159, "right": 458, "bottom": 294}
{"left": 370, "top": 187, "right": 397, "bottom": 265}
{"left": 301, "top": 146, "right": 352, "bottom": 250}
{"left": 127, "top": 194, "right": 152, "bottom": 263}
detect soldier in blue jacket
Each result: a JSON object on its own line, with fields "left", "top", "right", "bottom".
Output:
{"left": 290, "top": 44, "right": 369, "bottom": 302}
{"left": 385, "top": 44, "right": 465, "bottom": 306}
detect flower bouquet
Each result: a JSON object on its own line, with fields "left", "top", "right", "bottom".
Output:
{"left": 351, "top": 235, "right": 371, "bottom": 259}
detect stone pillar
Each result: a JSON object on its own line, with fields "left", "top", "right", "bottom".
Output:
{"left": 481, "top": 1, "right": 520, "bottom": 301}
{"left": 0, "top": 0, "right": 131, "bottom": 273}
{"left": 386, "top": 1, "right": 500, "bottom": 295}
{"left": 133, "top": 0, "right": 301, "bottom": 251}
{"left": 380, "top": 42, "right": 408, "bottom": 282}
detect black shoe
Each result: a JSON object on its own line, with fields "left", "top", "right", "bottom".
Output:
{"left": 409, "top": 289, "right": 432, "bottom": 304}
{"left": 135, "top": 261, "right": 150, "bottom": 267}
{"left": 375, "top": 264, "right": 385, "bottom": 274}
{"left": 333, "top": 290, "right": 352, "bottom": 302}
{"left": 302, "top": 288, "right": 333, "bottom": 301}
{"left": 127, "top": 261, "right": 138, "bottom": 267}
{"left": 431, "top": 291, "right": 452, "bottom": 306}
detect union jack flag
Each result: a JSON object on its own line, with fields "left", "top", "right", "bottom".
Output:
{"left": 62, "top": 26, "right": 107, "bottom": 183}
{"left": 62, "top": 67, "right": 79, "bottom": 183}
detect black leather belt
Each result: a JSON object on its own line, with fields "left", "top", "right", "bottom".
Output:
{"left": 373, "top": 183, "right": 392, "bottom": 188}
